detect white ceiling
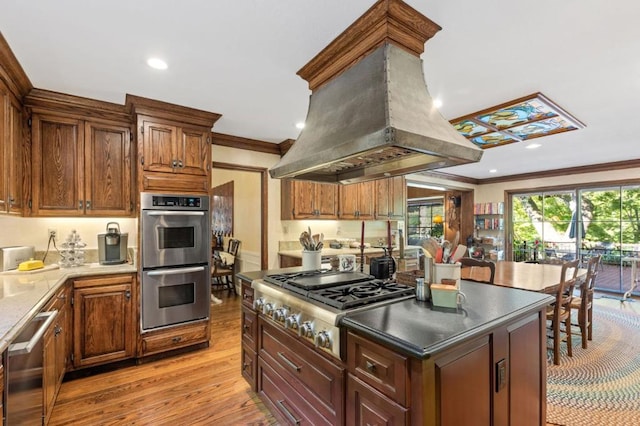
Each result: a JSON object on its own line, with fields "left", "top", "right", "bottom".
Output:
{"left": 2, "top": 0, "right": 639, "bottom": 180}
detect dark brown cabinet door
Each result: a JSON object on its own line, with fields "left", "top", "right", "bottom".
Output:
{"left": 339, "top": 183, "right": 359, "bottom": 219}
{"left": 73, "top": 275, "right": 135, "bottom": 368}
{"left": 141, "top": 119, "right": 177, "bottom": 174}
{"left": 84, "top": 122, "right": 132, "bottom": 215}
{"left": 356, "top": 180, "right": 376, "bottom": 220}
{"left": 31, "top": 114, "right": 84, "bottom": 216}
{"left": 179, "top": 126, "right": 209, "bottom": 176}
{"left": 315, "top": 182, "right": 338, "bottom": 219}
{"left": 6, "top": 99, "right": 24, "bottom": 214}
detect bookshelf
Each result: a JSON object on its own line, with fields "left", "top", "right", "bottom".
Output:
{"left": 473, "top": 202, "right": 505, "bottom": 261}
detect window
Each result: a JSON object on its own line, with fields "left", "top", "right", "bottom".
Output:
{"left": 407, "top": 199, "right": 444, "bottom": 244}
{"left": 510, "top": 185, "right": 640, "bottom": 295}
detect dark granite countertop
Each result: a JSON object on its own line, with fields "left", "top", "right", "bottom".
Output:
{"left": 340, "top": 281, "right": 554, "bottom": 360}
{"left": 237, "top": 266, "right": 307, "bottom": 283}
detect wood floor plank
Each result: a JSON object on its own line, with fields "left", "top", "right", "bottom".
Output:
{"left": 49, "top": 291, "right": 277, "bottom": 425}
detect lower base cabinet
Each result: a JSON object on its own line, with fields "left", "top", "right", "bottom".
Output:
{"left": 139, "top": 320, "right": 209, "bottom": 357}
{"left": 345, "top": 311, "right": 546, "bottom": 426}
{"left": 72, "top": 274, "right": 136, "bottom": 368}
{"left": 257, "top": 317, "right": 345, "bottom": 426}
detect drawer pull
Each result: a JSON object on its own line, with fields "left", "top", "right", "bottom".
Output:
{"left": 172, "top": 336, "right": 182, "bottom": 344}
{"left": 276, "top": 399, "right": 301, "bottom": 425}
{"left": 366, "top": 360, "right": 377, "bottom": 373}
{"left": 277, "top": 352, "right": 301, "bottom": 372}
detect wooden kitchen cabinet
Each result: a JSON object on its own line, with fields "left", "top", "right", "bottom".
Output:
{"left": 43, "top": 283, "right": 71, "bottom": 424}
{"left": 72, "top": 274, "right": 136, "bottom": 369}
{"left": 127, "top": 95, "right": 221, "bottom": 194}
{"left": 339, "top": 181, "right": 375, "bottom": 220}
{"left": 30, "top": 115, "right": 133, "bottom": 216}
{"left": 345, "top": 311, "right": 546, "bottom": 426}
{"left": 281, "top": 179, "right": 339, "bottom": 219}
{"left": 139, "top": 320, "right": 209, "bottom": 357}
{"left": 375, "top": 176, "right": 406, "bottom": 220}
{"left": 0, "top": 82, "right": 25, "bottom": 215}
{"left": 26, "top": 89, "right": 135, "bottom": 217}
{"left": 257, "top": 317, "right": 345, "bottom": 425}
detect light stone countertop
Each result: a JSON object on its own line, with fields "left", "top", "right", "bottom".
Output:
{"left": 278, "top": 245, "right": 424, "bottom": 258}
{"left": 0, "top": 262, "right": 137, "bottom": 353}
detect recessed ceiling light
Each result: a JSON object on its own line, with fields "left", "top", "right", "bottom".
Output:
{"left": 489, "top": 169, "right": 497, "bottom": 173}
{"left": 295, "top": 122, "right": 305, "bottom": 129}
{"left": 526, "top": 143, "right": 542, "bottom": 149}
{"left": 433, "top": 98, "right": 443, "bottom": 109}
{"left": 147, "top": 57, "right": 168, "bottom": 70}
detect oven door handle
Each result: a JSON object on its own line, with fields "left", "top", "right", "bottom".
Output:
{"left": 145, "top": 211, "right": 205, "bottom": 216}
{"left": 146, "top": 266, "right": 206, "bottom": 276}
{"left": 8, "top": 310, "right": 58, "bottom": 356}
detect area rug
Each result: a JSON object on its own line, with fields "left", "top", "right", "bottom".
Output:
{"left": 547, "top": 304, "right": 640, "bottom": 425}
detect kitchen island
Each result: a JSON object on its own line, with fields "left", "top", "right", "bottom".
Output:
{"left": 238, "top": 268, "right": 554, "bottom": 426}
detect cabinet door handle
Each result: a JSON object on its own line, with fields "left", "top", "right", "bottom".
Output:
{"left": 172, "top": 159, "right": 178, "bottom": 168}
{"left": 78, "top": 200, "right": 83, "bottom": 210}
{"left": 178, "top": 160, "right": 183, "bottom": 168}
{"left": 277, "top": 352, "right": 301, "bottom": 372}
{"left": 365, "top": 360, "right": 377, "bottom": 373}
{"left": 9, "top": 197, "right": 14, "bottom": 206}
{"left": 172, "top": 336, "right": 182, "bottom": 343}
{"left": 125, "top": 290, "right": 131, "bottom": 300}
{"left": 86, "top": 200, "right": 91, "bottom": 210}
{"left": 276, "top": 400, "right": 301, "bottom": 425}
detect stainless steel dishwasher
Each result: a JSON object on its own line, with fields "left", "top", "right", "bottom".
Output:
{"left": 5, "top": 310, "right": 57, "bottom": 425}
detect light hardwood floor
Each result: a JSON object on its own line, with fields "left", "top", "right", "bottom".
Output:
{"left": 49, "top": 290, "right": 275, "bottom": 426}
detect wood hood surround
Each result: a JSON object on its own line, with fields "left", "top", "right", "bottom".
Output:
{"left": 269, "top": 0, "right": 483, "bottom": 184}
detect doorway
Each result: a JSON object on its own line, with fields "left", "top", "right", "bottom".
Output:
{"left": 211, "top": 162, "right": 268, "bottom": 271}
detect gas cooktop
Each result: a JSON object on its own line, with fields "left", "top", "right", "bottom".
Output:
{"left": 263, "top": 269, "right": 414, "bottom": 310}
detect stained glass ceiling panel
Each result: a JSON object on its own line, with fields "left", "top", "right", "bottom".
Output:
{"left": 450, "top": 93, "right": 585, "bottom": 149}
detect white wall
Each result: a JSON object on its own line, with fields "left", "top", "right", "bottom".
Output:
{"left": 475, "top": 168, "right": 640, "bottom": 204}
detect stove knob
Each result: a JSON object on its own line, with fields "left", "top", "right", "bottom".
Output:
{"left": 284, "top": 313, "right": 301, "bottom": 330}
{"left": 315, "top": 330, "right": 332, "bottom": 350}
{"left": 299, "top": 321, "right": 314, "bottom": 338}
{"left": 273, "top": 307, "right": 289, "bottom": 323}
{"left": 262, "top": 302, "right": 275, "bottom": 316}
{"left": 253, "top": 297, "right": 265, "bottom": 312}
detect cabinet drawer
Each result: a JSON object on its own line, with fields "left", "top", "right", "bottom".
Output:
{"left": 241, "top": 281, "right": 254, "bottom": 307}
{"left": 241, "top": 306, "right": 258, "bottom": 349}
{"left": 347, "top": 331, "right": 409, "bottom": 406}
{"left": 241, "top": 344, "right": 257, "bottom": 392}
{"left": 258, "top": 357, "right": 332, "bottom": 426}
{"left": 347, "top": 373, "right": 409, "bottom": 425}
{"left": 141, "top": 321, "right": 208, "bottom": 356}
{"left": 260, "top": 318, "right": 344, "bottom": 424}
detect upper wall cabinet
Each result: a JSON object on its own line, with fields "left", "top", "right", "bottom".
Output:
{"left": 281, "top": 179, "right": 339, "bottom": 220}
{"left": 339, "top": 181, "right": 375, "bottom": 220}
{"left": 375, "top": 176, "right": 406, "bottom": 220}
{"left": 126, "top": 95, "right": 221, "bottom": 195}
{"left": 0, "top": 82, "right": 25, "bottom": 215}
{"left": 26, "top": 90, "right": 135, "bottom": 217}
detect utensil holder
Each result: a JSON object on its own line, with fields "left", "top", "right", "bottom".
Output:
{"left": 302, "top": 250, "right": 321, "bottom": 270}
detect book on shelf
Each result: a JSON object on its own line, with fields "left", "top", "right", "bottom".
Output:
{"left": 474, "top": 202, "right": 504, "bottom": 215}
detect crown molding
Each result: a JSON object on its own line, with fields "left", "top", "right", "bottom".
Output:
{"left": 0, "top": 32, "right": 33, "bottom": 99}
{"left": 211, "top": 132, "right": 280, "bottom": 155}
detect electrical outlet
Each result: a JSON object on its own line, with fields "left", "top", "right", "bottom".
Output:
{"left": 48, "top": 229, "right": 57, "bottom": 239}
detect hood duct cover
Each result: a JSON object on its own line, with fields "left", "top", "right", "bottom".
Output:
{"left": 270, "top": 0, "right": 483, "bottom": 184}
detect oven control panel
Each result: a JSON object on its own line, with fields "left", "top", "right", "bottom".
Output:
{"left": 140, "top": 192, "right": 207, "bottom": 210}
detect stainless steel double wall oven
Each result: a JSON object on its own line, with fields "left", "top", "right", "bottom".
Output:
{"left": 140, "top": 193, "right": 210, "bottom": 331}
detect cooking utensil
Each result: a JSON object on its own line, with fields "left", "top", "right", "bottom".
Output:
{"left": 451, "top": 245, "right": 468, "bottom": 263}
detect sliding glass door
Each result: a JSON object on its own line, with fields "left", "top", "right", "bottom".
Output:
{"left": 510, "top": 185, "right": 640, "bottom": 295}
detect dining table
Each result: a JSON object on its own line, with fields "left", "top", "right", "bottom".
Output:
{"left": 466, "top": 260, "right": 587, "bottom": 294}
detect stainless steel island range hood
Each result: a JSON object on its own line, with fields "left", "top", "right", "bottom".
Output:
{"left": 270, "top": 0, "right": 483, "bottom": 184}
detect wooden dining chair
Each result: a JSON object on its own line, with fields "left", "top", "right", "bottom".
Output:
{"left": 211, "top": 239, "right": 240, "bottom": 295}
{"left": 570, "top": 254, "right": 600, "bottom": 348}
{"left": 545, "top": 258, "right": 580, "bottom": 365}
{"left": 458, "top": 257, "right": 496, "bottom": 284}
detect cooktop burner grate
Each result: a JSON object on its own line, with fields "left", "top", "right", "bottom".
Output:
{"left": 307, "top": 281, "right": 414, "bottom": 310}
